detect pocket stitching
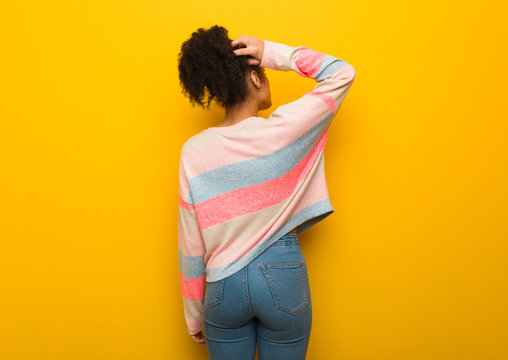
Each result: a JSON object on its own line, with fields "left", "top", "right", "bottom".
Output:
{"left": 260, "top": 261, "right": 308, "bottom": 316}
{"left": 205, "top": 278, "right": 225, "bottom": 309}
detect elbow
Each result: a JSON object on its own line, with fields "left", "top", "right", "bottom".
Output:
{"left": 332, "top": 64, "right": 355, "bottom": 84}
{"left": 347, "top": 65, "right": 356, "bottom": 82}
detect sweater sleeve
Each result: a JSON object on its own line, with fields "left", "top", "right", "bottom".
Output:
{"left": 177, "top": 151, "right": 206, "bottom": 336}
{"left": 260, "top": 39, "right": 355, "bottom": 134}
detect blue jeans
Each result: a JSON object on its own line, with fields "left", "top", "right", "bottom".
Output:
{"left": 203, "top": 232, "right": 312, "bottom": 359}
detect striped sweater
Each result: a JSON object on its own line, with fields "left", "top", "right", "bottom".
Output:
{"left": 178, "top": 39, "right": 356, "bottom": 335}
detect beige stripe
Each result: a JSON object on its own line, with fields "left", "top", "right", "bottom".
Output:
{"left": 181, "top": 116, "right": 279, "bottom": 155}
{"left": 182, "top": 295, "right": 204, "bottom": 320}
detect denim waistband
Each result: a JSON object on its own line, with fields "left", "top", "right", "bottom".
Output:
{"left": 270, "top": 232, "right": 299, "bottom": 246}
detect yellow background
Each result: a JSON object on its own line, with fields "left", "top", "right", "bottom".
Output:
{"left": 1, "top": 1, "right": 507, "bottom": 359}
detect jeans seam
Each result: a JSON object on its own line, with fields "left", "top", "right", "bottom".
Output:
{"left": 243, "top": 266, "right": 255, "bottom": 317}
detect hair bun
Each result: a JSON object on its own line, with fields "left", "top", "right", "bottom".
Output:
{"left": 178, "top": 25, "right": 263, "bottom": 109}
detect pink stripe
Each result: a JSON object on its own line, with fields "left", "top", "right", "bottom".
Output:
{"left": 184, "top": 98, "right": 331, "bottom": 178}
{"left": 298, "top": 128, "right": 328, "bottom": 183}
{"left": 195, "top": 129, "right": 329, "bottom": 229}
{"left": 207, "top": 170, "right": 330, "bottom": 269}
{"left": 309, "top": 91, "right": 336, "bottom": 113}
{"left": 180, "top": 272, "right": 205, "bottom": 301}
{"left": 295, "top": 47, "right": 326, "bottom": 77}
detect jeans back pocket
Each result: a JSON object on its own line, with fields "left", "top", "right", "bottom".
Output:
{"left": 260, "top": 261, "right": 308, "bottom": 316}
{"left": 204, "top": 278, "right": 225, "bottom": 309}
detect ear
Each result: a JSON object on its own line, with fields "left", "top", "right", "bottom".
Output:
{"left": 249, "top": 70, "right": 262, "bottom": 89}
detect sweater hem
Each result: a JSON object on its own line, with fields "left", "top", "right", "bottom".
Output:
{"left": 205, "top": 198, "right": 334, "bottom": 283}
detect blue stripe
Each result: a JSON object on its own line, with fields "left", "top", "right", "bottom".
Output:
{"left": 188, "top": 110, "right": 333, "bottom": 204}
{"left": 179, "top": 249, "right": 206, "bottom": 279}
{"left": 313, "top": 55, "right": 348, "bottom": 82}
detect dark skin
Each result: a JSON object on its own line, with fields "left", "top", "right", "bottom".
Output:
{"left": 189, "top": 34, "right": 270, "bottom": 345}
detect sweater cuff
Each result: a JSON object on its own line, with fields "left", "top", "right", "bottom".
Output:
{"left": 187, "top": 317, "right": 204, "bottom": 335}
{"left": 260, "top": 39, "right": 278, "bottom": 69}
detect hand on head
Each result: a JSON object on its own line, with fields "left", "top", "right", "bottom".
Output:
{"left": 231, "top": 35, "right": 265, "bottom": 66}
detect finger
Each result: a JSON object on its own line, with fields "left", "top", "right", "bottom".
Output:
{"left": 248, "top": 58, "right": 261, "bottom": 66}
{"left": 232, "top": 47, "right": 249, "bottom": 56}
{"left": 231, "top": 39, "right": 241, "bottom": 48}
{"left": 231, "top": 35, "right": 244, "bottom": 47}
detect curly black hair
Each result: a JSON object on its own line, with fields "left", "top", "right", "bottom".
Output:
{"left": 177, "top": 25, "right": 264, "bottom": 109}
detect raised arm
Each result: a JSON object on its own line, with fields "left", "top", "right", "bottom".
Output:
{"left": 260, "top": 39, "right": 355, "bottom": 131}
{"left": 261, "top": 39, "right": 355, "bottom": 111}
{"left": 231, "top": 35, "right": 355, "bottom": 117}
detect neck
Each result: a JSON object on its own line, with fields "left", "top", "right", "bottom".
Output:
{"left": 221, "top": 101, "right": 258, "bottom": 126}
